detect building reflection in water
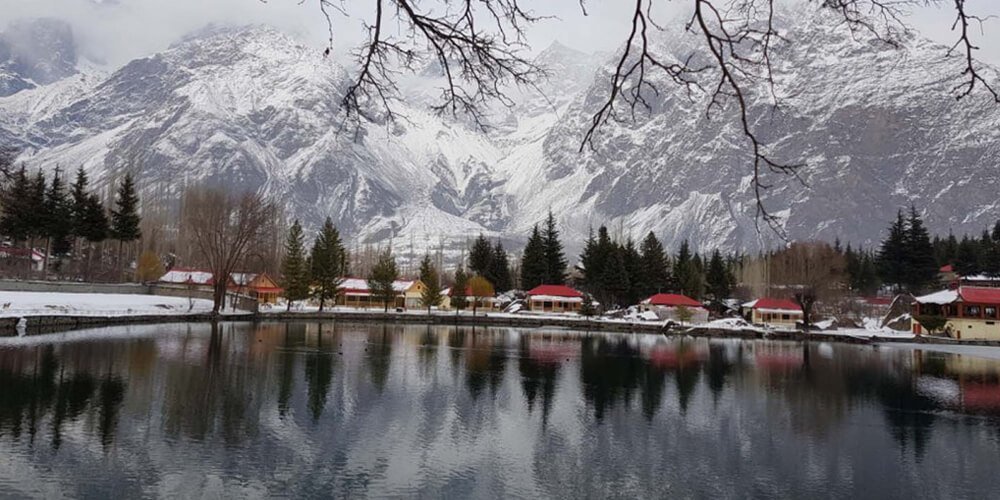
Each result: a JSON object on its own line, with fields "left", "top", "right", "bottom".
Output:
{"left": 2, "top": 322, "right": 1000, "bottom": 497}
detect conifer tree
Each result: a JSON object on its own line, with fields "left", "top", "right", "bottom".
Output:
{"left": 70, "top": 167, "right": 89, "bottom": 236}
{"left": 43, "top": 169, "right": 72, "bottom": 268}
{"left": 955, "top": 236, "right": 981, "bottom": 277}
{"left": 281, "top": 220, "right": 310, "bottom": 311}
{"left": 520, "top": 225, "right": 548, "bottom": 290}
{"left": 986, "top": 222, "right": 1000, "bottom": 277}
{"left": 469, "top": 233, "right": 493, "bottom": 277}
{"left": 622, "top": 238, "right": 643, "bottom": 305}
{"left": 310, "top": 218, "right": 346, "bottom": 312}
{"left": 639, "top": 231, "right": 670, "bottom": 296}
{"left": 0, "top": 166, "right": 30, "bottom": 243}
{"left": 705, "top": 250, "right": 731, "bottom": 302}
{"left": 452, "top": 267, "right": 470, "bottom": 311}
{"left": 877, "top": 210, "right": 908, "bottom": 291}
{"left": 489, "top": 241, "right": 512, "bottom": 292}
{"left": 28, "top": 171, "right": 46, "bottom": 250}
{"left": 110, "top": 172, "right": 141, "bottom": 280}
{"left": 368, "top": 248, "right": 399, "bottom": 312}
{"left": 903, "top": 206, "right": 937, "bottom": 292}
{"left": 542, "top": 211, "right": 567, "bottom": 285}
{"left": 419, "top": 254, "right": 443, "bottom": 312}
{"left": 674, "top": 240, "right": 704, "bottom": 299}
{"left": 602, "top": 247, "right": 630, "bottom": 307}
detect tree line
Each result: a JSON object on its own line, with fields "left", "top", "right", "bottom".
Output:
{"left": 0, "top": 166, "right": 141, "bottom": 280}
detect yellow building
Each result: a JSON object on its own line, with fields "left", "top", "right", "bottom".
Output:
{"left": 335, "top": 277, "right": 427, "bottom": 309}
{"left": 912, "top": 287, "right": 1000, "bottom": 341}
{"left": 742, "top": 298, "right": 803, "bottom": 327}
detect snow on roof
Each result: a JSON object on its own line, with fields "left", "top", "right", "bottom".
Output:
{"left": 915, "top": 289, "right": 959, "bottom": 305}
{"left": 340, "top": 277, "right": 417, "bottom": 294}
{"left": 159, "top": 268, "right": 215, "bottom": 285}
{"left": 527, "top": 284, "right": 583, "bottom": 298}
{"left": 231, "top": 272, "right": 258, "bottom": 286}
{"left": 747, "top": 298, "right": 801, "bottom": 311}
{"left": 960, "top": 274, "right": 1000, "bottom": 282}
{"left": 642, "top": 293, "right": 702, "bottom": 308}
{"left": 528, "top": 294, "right": 583, "bottom": 303}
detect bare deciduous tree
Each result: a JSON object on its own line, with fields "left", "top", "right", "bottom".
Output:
{"left": 181, "top": 187, "right": 278, "bottom": 313}
{"left": 314, "top": 0, "right": 998, "bottom": 234}
{"left": 770, "top": 241, "right": 846, "bottom": 330}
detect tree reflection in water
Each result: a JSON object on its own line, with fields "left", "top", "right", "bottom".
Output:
{"left": 1, "top": 322, "right": 1000, "bottom": 498}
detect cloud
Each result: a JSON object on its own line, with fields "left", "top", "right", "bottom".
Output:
{"left": 3, "top": 0, "right": 998, "bottom": 68}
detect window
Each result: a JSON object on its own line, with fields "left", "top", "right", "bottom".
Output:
{"left": 986, "top": 306, "right": 998, "bottom": 319}
{"left": 782, "top": 314, "right": 791, "bottom": 320}
{"left": 967, "top": 305, "right": 981, "bottom": 317}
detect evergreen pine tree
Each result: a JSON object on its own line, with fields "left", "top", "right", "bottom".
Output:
{"left": 28, "top": 171, "right": 47, "bottom": 250}
{"left": 489, "top": 241, "right": 512, "bottom": 292}
{"left": 110, "top": 172, "right": 141, "bottom": 280}
{"left": 542, "top": 211, "right": 567, "bottom": 284}
{"left": 0, "top": 166, "right": 31, "bottom": 243}
{"left": 601, "top": 247, "right": 630, "bottom": 307}
{"left": 639, "top": 231, "right": 670, "bottom": 297}
{"left": 705, "top": 250, "right": 731, "bottom": 302}
{"left": 281, "top": 220, "right": 310, "bottom": 311}
{"left": 520, "top": 225, "right": 548, "bottom": 290}
{"left": 674, "top": 240, "right": 704, "bottom": 299}
{"left": 70, "top": 167, "right": 89, "bottom": 237}
{"left": 452, "top": 267, "right": 470, "bottom": 311}
{"left": 622, "top": 238, "right": 643, "bottom": 305}
{"left": 43, "top": 169, "right": 72, "bottom": 266}
{"left": 469, "top": 233, "right": 493, "bottom": 278}
{"left": 877, "top": 210, "right": 908, "bottom": 291}
{"left": 419, "top": 254, "right": 443, "bottom": 312}
{"left": 903, "top": 206, "right": 937, "bottom": 292}
{"left": 368, "top": 248, "right": 399, "bottom": 312}
{"left": 310, "top": 218, "right": 347, "bottom": 312}
{"left": 987, "top": 222, "right": 1000, "bottom": 277}
{"left": 955, "top": 236, "right": 981, "bottom": 277}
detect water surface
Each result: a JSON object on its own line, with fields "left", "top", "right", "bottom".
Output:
{"left": 1, "top": 321, "right": 999, "bottom": 498}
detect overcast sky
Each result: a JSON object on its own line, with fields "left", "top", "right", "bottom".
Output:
{"left": 5, "top": 0, "right": 1000, "bottom": 67}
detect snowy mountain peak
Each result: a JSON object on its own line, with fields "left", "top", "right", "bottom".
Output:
{"left": 3, "top": 7, "right": 1000, "bottom": 263}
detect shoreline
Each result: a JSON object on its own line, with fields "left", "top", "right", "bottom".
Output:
{"left": 3, "top": 309, "right": 999, "bottom": 347}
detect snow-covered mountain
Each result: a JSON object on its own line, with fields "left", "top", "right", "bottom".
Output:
{"left": 3, "top": 7, "right": 1000, "bottom": 261}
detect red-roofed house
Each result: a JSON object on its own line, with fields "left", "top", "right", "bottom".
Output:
{"left": 742, "top": 298, "right": 803, "bottom": 327}
{"left": 526, "top": 285, "right": 584, "bottom": 313}
{"left": 912, "top": 286, "right": 1000, "bottom": 340}
{"left": 640, "top": 293, "right": 709, "bottom": 322}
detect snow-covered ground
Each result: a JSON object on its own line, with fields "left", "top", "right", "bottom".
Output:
{"left": 0, "top": 291, "right": 216, "bottom": 317}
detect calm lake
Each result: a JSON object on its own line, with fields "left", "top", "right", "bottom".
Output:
{"left": 1, "top": 321, "right": 999, "bottom": 498}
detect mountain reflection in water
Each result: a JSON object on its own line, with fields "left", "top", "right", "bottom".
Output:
{"left": 1, "top": 321, "right": 1000, "bottom": 498}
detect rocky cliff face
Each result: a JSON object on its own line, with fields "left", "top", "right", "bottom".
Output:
{"left": 2, "top": 7, "right": 999, "bottom": 262}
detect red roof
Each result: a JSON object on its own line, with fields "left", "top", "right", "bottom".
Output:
{"left": 527, "top": 284, "right": 583, "bottom": 298}
{"left": 958, "top": 287, "right": 1000, "bottom": 305}
{"left": 751, "top": 298, "right": 802, "bottom": 311}
{"left": 940, "top": 264, "right": 954, "bottom": 273}
{"left": 645, "top": 293, "right": 702, "bottom": 308}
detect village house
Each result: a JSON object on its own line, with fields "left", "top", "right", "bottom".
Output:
{"left": 640, "top": 293, "right": 709, "bottom": 323}
{"left": 158, "top": 267, "right": 222, "bottom": 292}
{"left": 0, "top": 246, "right": 45, "bottom": 273}
{"left": 526, "top": 285, "right": 584, "bottom": 313}
{"left": 742, "top": 298, "right": 803, "bottom": 327}
{"left": 912, "top": 287, "right": 1000, "bottom": 341}
{"left": 335, "top": 278, "right": 426, "bottom": 309}
{"left": 158, "top": 268, "right": 282, "bottom": 305}
{"left": 439, "top": 287, "right": 499, "bottom": 311}
{"left": 234, "top": 272, "right": 283, "bottom": 305}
